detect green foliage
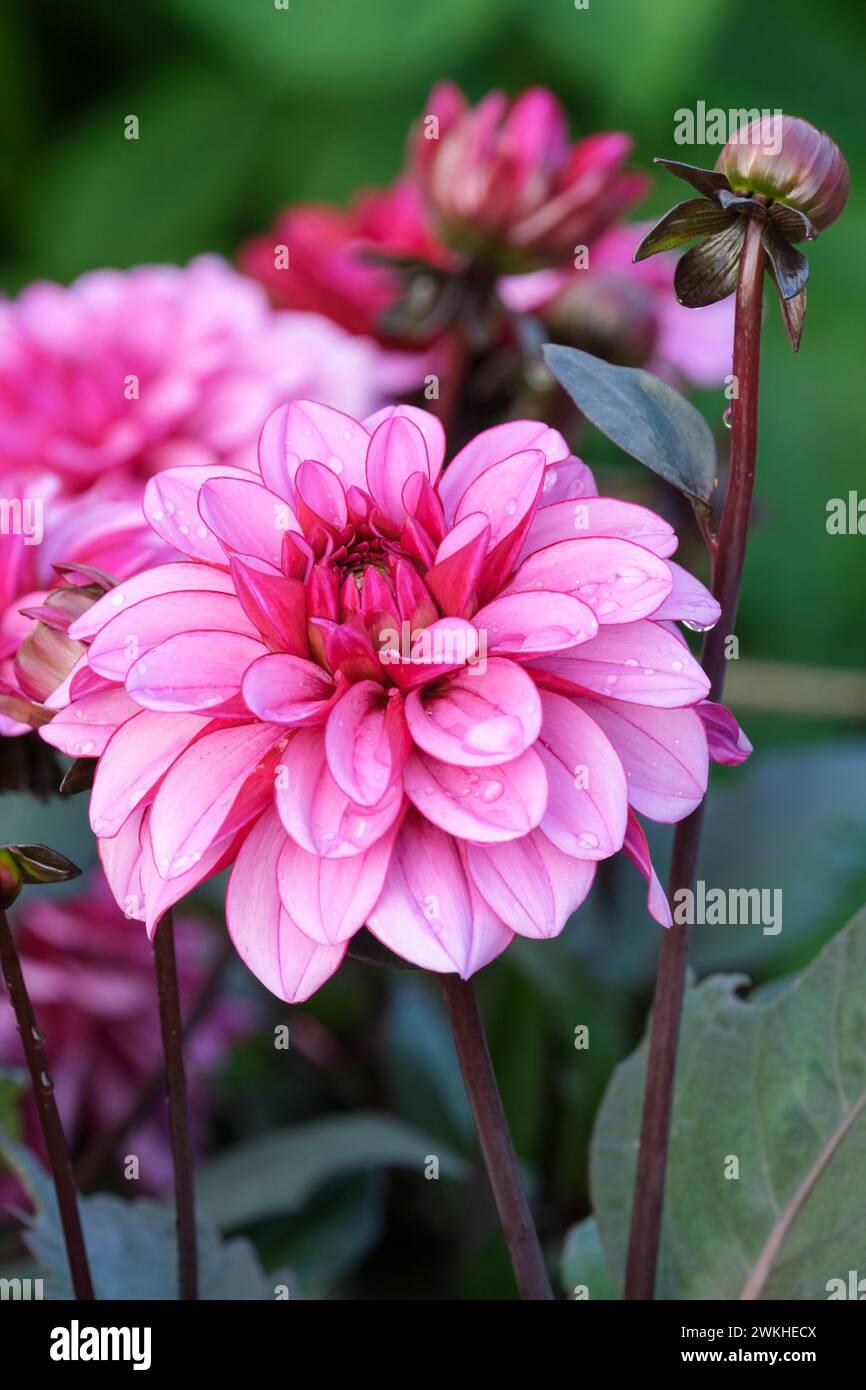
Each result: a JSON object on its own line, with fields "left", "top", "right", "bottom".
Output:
{"left": 544, "top": 344, "right": 718, "bottom": 506}
{"left": 589, "top": 905, "right": 866, "bottom": 1299}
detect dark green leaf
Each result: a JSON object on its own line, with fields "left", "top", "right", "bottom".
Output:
{"left": 634, "top": 198, "right": 735, "bottom": 261}
{"left": 6, "top": 844, "right": 81, "bottom": 885}
{"left": 591, "top": 904, "right": 866, "bottom": 1299}
{"left": 197, "top": 1113, "right": 468, "bottom": 1231}
{"left": 654, "top": 157, "right": 731, "bottom": 200}
{"left": 542, "top": 343, "right": 718, "bottom": 506}
{"left": 762, "top": 222, "right": 810, "bottom": 301}
{"left": 768, "top": 203, "right": 817, "bottom": 244}
{"left": 674, "top": 218, "right": 746, "bottom": 307}
{"left": 59, "top": 759, "right": 96, "bottom": 796}
{"left": 560, "top": 1217, "right": 619, "bottom": 1300}
{"left": 0, "top": 1138, "right": 276, "bottom": 1300}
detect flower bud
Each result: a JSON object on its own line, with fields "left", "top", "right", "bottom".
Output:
{"left": 0, "top": 849, "right": 23, "bottom": 909}
{"left": 717, "top": 115, "right": 849, "bottom": 231}
{"left": 409, "top": 83, "right": 646, "bottom": 270}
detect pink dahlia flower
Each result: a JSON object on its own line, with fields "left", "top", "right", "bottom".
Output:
{"left": 409, "top": 83, "right": 647, "bottom": 270}
{"left": 240, "top": 179, "right": 450, "bottom": 344}
{"left": 41, "top": 401, "right": 749, "bottom": 1001}
{"left": 499, "top": 224, "right": 736, "bottom": 387}
{"left": 0, "top": 871, "right": 252, "bottom": 1195}
{"left": 0, "top": 257, "right": 406, "bottom": 735}
{"left": 0, "top": 254, "right": 401, "bottom": 488}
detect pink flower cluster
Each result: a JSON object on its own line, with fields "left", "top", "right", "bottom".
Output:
{"left": 42, "top": 400, "right": 750, "bottom": 1002}
{"left": 0, "top": 872, "right": 252, "bottom": 1193}
{"left": 0, "top": 256, "right": 407, "bottom": 733}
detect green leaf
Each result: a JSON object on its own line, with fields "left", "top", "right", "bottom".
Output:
{"left": 197, "top": 1112, "right": 469, "bottom": 1231}
{"left": 543, "top": 344, "right": 719, "bottom": 506}
{"left": 0, "top": 1139, "right": 276, "bottom": 1300}
{"left": 560, "top": 1217, "right": 618, "bottom": 1300}
{"left": 591, "top": 904, "right": 866, "bottom": 1299}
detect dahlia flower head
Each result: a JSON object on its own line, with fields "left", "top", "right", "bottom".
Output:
{"left": 0, "top": 255, "right": 407, "bottom": 735}
{"left": 42, "top": 400, "right": 750, "bottom": 1002}
{"left": 410, "top": 83, "right": 647, "bottom": 270}
{"left": 0, "top": 872, "right": 252, "bottom": 1195}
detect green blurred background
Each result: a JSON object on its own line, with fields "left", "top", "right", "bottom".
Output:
{"left": 1, "top": 0, "right": 864, "bottom": 1297}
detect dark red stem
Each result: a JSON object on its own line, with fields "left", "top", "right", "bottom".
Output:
{"left": 442, "top": 974, "right": 553, "bottom": 1300}
{"left": 623, "top": 217, "right": 766, "bottom": 1300}
{"left": 153, "top": 909, "right": 198, "bottom": 1300}
{"left": 0, "top": 904, "right": 94, "bottom": 1299}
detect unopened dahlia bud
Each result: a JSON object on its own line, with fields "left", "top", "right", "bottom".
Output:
{"left": 0, "top": 849, "right": 22, "bottom": 909}
{"left": 718, "top": 115, "right": 849, "bottom": 232}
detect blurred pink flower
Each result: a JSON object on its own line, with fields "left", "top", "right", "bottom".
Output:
{"left": 0, "top": 871, "right": 252, "bottom": 1196}
{"left": 500, "top": 223, "right": 736, "bottom": 387}
{"left": 409, "top": 83, "right": 647, "bottom": 269}
{"left": 0, "top": 257, "right": 408, "bottom": 735}
{"left": 42, "top": 401, "right": 749, "bottom": 1000}
{"left": 0, "top": 254, "right": 403, "bottom": 487}
{"left": 240, "top": 180, "right": 450, "bottom": 344}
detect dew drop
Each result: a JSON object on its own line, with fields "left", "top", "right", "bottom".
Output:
{"left": 479, "top": 779, "right": 504, "bottom": 803}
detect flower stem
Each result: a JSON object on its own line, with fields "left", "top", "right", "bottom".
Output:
{"left": 153, "top": 908, "right": 198, "bottom": 1301}
{"left": 624, "top": 216, "right": 766, "bottom": 1301}
{"left": 441, "top": 974, "right": 553, "bottom": 1300}
{"left": 0, "top": 905, "right": 94, "bottom": 1299}
{"left": 77, "top": 937, "right": 234, "bottom": 1190}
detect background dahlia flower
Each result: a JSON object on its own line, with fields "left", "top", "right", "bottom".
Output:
{"left": 0, "top": 871, "right": 252, "bottom": 1196}
{"left": 410, "top": 82, "right": 647, "bottom": 269}
{"left": 0, "top": 256, "right": 406, "bottom": 736}
{"left": 41, "top": 401, "right": 749, "bottom": 1002}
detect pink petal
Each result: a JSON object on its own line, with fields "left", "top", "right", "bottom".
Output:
{"left": 258, "top": 400, "right": 370, "bottom": 499}
{"left": 365, "top": 416, "right": 430, "bottom": 522}
{"left": 87, "top": 590, "right": 258, "bottom": 682}
{"left": 43, "top": 656, "right": 110, "bottom": 712}
{"left": 403, "top": 745, "right": 547, "bottom": 843}
{"left": 69, "top": 563, "right": 235, "bottom": 643}
{"left": 473, "top": 590, "right": 597, "bottom": 656}
{"left": 531, "top": 620, "right": 710, "bottom": 707}
{"left": 439, "top": 420, "right": 570, "bottom": 519}
{"left": 325, "top": 681, "right": 409, "bottom": 806}
{"left": 535, "top": 691, "right": 627, "bottom": 859}
{"left": 40, "top": 687, "right": 139, "bottom": 758}
{"left": 126, "top": 630, "right": 266, "bottom": 713}
{"left": 466, "top": 829, "right": 595, "bottom": 939}
{"left": 295, "top": 459, "right": 349, "bottom": 532}
{"left": 698, "top": 700, "right": 753, "bottom": 765}
{"left": 364, "top": 405, "right": 445, "bottom": 482}
{"left": 277, "top": 828, "right": 397, "bottom": 945}
{"left": 144, "top": 465, "right": 252, "bottom": 563}
{"left": 506, "top": 537, "right": 672, "bottom": 625}
{"left": 230, "top": 558, "right": 308, "bottom": 658}
{"left": 226, "top": 809, "right": 345, "bottom": 1001}
{"left": 574, "top": 697, "right": 707, "bottom": 822}
{"left": 243, "top": 653, "right": 337, "bottom": 725}
{"left": 199, "top": 477, "right": 299, "bottom": 568}
{"left": 650, "top": 560, "right": 720, "bottom": 630}
{"left": 90, "top": 710, "right": 212, "bottom": 838}
{"left": 426, "top": 513, "right": 490, "bottom": 618}
{"left": 404, "top": 658, "right": 541, "bottom": 766}
{"left": 276, "top": 727, "right": 404, "bottom": 858}
{"left": 149, "top": 721, "right": 287, "bottom": 878}
{"left": 522, "top": 497, "right": 677, "bottom": 560}
{"left": 623, "top": 809, "right": 672, "bottom": 927}
{"left": 384, "top": 617, "right": 486, "bottom": 693}
{"left": 138, "top": 810, "right": 240, "bottom": 937}
{"left": 366, "top": 810, "right": 513, "bottom": 975}
{"left": 455, "top": 449, "right": 545, "bottom": 552}
{"left": 537, "top": 455, "right": 598, "bottom": 505}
